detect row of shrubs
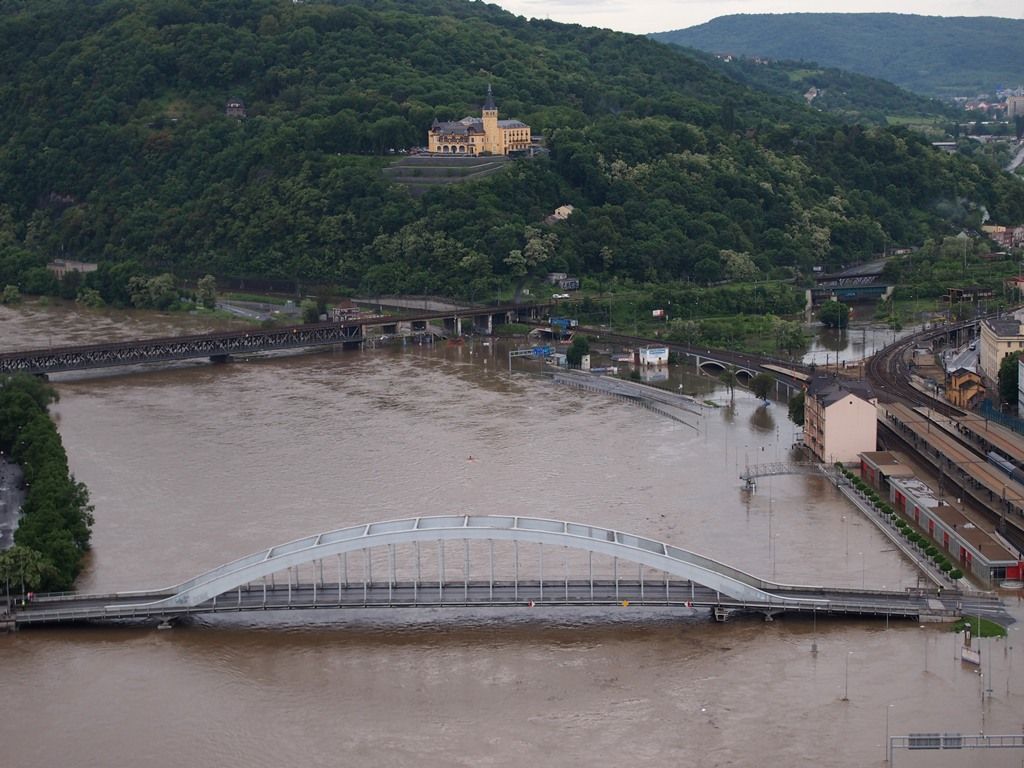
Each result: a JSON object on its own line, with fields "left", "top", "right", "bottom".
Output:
{"left": 835, "top": 464, "right": 964, "bottom": 582}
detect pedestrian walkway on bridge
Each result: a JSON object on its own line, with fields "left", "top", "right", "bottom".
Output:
{"left": 9, "top": 515, "right": 1001, "bottom": 630}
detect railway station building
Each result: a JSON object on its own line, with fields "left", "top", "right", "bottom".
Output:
{"left": 887, "top": 474, "right": 1022, "bottom": 585}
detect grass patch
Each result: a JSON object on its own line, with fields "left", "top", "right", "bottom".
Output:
{"left": 952, "top": 616, "right": 1007, "bottom": 638}
{"left": 492, "top": 323, "right": 532, "bottom": 336}
{"left": 221, "top": 292, "right": 290, "bottom": 305}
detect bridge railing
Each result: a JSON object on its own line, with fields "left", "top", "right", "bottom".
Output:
{"left": 143, "top": 515, "right": 810, "bottom": 612}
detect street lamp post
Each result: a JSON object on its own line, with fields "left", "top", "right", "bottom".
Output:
{"left": 859, "top": 551, "right": 864, "bottom": 589}
{"left": 921, "top": 625, "right": 928, "bottom": 672}
{"left": 884, "top": 703, "right": 894, "bottom": 764}
{"left": 842, "top": 651, "right": 852, "bottom": 701}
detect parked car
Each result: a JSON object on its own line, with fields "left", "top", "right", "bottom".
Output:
{"left": 552, "top": 293, "right": 570, "bottom": 299}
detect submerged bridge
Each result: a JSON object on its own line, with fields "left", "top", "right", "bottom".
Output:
{"left": 0, "top": 304, "right": 542, "bottom": 376}
{"left": 10, "top": 515, "right": 999, "bottom": 628}
{"left": 740, "top": 462, "right": 827, "bottom": 490}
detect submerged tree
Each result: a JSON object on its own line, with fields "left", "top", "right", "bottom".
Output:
{"left": 788, "top": 391, "right": 806, "bottom": 426}
{"left": 818, "top": 300, "right": 850, "bottom": 329}
{"left": 719, "top": 366, "right": 739, "bottom": 403}
{"left": 750, "top": 373, "right": 774, "bottom": 401}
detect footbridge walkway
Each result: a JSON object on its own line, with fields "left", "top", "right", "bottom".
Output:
{"left": 740, "top": 462, "right": 827, "bottom": 490}
{"left": 10, "top": 515, "right": 1002, "bottom": 628}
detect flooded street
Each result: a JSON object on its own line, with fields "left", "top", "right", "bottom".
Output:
{"left": 1, "top": 303, "right": 1022, "bottom": 767}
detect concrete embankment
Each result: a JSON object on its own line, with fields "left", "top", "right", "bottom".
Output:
{"left": 550, "top": 369, "right": 703, "bottom": 428}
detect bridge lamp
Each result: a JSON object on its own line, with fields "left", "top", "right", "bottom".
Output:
{"left": 842, "top": 650, "right": 853, "bottom": 701}
{"left": 884, "top": 704, "right": 894, "bottom": 763}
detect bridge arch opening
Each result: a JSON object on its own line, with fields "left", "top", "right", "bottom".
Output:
{"left": 133, "top": 515, "right": 800, "bottom": 611}
{"left": 698, "top": 360, "right": 727, "bottom": 375}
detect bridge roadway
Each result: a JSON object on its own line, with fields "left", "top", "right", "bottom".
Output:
{"left": 11, "top": 580, "right": 1003, "bottom": 626}
{"left": 0, "top": 304, "right": 537, "bottom": 376}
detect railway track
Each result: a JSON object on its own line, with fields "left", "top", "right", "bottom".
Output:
{"left": 864, "top": 322, "right": 973, "bottom": 418}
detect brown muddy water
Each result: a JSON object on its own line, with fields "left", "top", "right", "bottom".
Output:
{"left": 1, "top": 303, "right": 1022, "bottom": 767}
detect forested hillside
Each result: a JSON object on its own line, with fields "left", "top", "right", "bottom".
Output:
{"left": 689, "top": 52, "right": 956, "bottom": 128}
{"left": 652, "top": 14, "right": 1024, "bottom": 97}
{"left": 1, "top": 0, "right": 1023, "bottom": 302}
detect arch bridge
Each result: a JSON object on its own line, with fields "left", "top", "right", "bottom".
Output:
{"left": 13, "top": 515, "right": 973, "bottom": 628}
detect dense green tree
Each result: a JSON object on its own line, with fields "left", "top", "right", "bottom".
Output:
{"left": 300, "top": 298, "right": 319, "bottom": 323}
{"left": 998, "top": 351, "right": 1022, "bottom": 409}
{"left": 719, "top": 366, "right": 739, "bottom": 403}
{"left": 75, "top": 287, "right": 105, "bottom": 307}
{"left": 197, "top": 275, "right": 217, "bottom": 309}
{"left": 566, "top": 335, "right": 590, "bottom": 368}
{"left": 788, "top": 391, "right": 805, "bottom": 426}
{"left": 818, "top": 300, "right": 850, "bottom": 329}
{"left": 129, "top": 273, "right": 178, "bottom": 310}
{"left": 0, "top": 374, "right": 92, "bottom": 590}
{"left": 750, "top": 373, "right": 774, "bottom": 400}
{"left": 0, "top": 545, "right": 46, "bottom": 598}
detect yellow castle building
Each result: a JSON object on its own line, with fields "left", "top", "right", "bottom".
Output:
{"left": 427, "top": 85, "right": 531, "bottom": 156}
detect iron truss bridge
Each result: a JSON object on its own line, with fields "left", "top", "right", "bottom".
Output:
{"left": 0, "top": 304, "right": 535, "bottom": 376}
{"left": 0, "top": 322, "right": 364, "bottom": 375}
{"left": 11, "top": 515, "right": 1001, "bottom": 628}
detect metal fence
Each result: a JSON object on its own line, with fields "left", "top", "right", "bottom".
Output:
{"left": 979, "top": 399, "right": 1024, "bottom": 437}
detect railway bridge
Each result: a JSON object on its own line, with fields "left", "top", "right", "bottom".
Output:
{"left": 0, "top": 304, "right": 542, "bottom": 376}
{"left": 9, "top": 515, "right": 997, "bottom": 629}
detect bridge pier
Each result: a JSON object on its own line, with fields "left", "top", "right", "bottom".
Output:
{"left": 209, "top": 354, "right": 230, "bottom": 364}
{"left": 713, "top": 606, "right": 735, "bottom": 622}
{"left": 156, "top": 617, "right": 175, "bottom": 630}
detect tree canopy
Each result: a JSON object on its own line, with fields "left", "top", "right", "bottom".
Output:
{"left": 998, "top": 351, "right": 1022, "bottom": 409}
{"left": 0, "top": 0, "right": 1022, "bottom": 302}
{"left": 0, "top": 374, "right": 93, "bottom": 591}
{"left": 653, "top": 13, "right": 1024, "bottom": 97}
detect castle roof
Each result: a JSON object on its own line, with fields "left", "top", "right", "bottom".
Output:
{"left": 432, "top": 117, "right": 486, "bottom": 135}
{"left": 483, "top": 83, "right": 496, "bottom": 110}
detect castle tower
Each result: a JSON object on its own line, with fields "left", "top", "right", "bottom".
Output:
{"left": 481, "top": 84, "right": 499, "bottom": 154}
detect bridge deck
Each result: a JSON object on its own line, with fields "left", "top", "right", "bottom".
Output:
{"left": 12, "top": 580, "right": 989, "bottom": 626}
{"left": 0, "top": 305, "right": 532, "bottom": 376}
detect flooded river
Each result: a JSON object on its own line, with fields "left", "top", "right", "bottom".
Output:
{"left": 1, "top": 303, "right": 1022, "bottom": 767}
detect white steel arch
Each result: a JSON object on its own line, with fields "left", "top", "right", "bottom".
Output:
{"left": 132, "top": 515, "right": 798, "bottom": 610}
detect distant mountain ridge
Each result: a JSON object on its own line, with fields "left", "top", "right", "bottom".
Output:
{"left": 651, "top": 13, "right": 1024, "bottom": 97}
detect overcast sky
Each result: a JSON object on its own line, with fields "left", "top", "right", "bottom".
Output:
{"left": 491, "top": 0, "right": 1023, "bottom": 35}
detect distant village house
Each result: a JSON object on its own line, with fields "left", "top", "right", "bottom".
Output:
{"left": 46, "top": 259, "right": 98, "bottom": 279}
{"left": 225, "top": 99, "right": 247, "bottom": 119}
